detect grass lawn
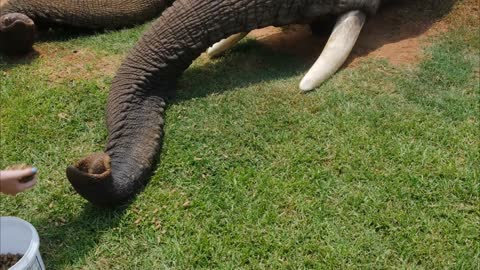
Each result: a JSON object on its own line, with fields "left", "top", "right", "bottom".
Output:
{"left": 1, "top": 2, "right": 478, "bottom": 269}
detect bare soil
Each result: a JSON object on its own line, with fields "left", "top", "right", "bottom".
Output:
{"left": 35, "top": 48, "right": 122, "bottom": 86}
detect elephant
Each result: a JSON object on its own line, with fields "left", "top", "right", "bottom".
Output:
{"left": 65, "top": 0, "right": 392, "bottom": 207}
{"left": 205, "top": 12, "right": 367, "bottom": 92}
{"left": 0, "top": 0, "right": 175, "bottom": 54}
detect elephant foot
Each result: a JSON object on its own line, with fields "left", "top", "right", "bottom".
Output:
{"left": 66, "top": 153, "right": 115, "bottom": 207}
{"left": 0, "top": 13, "right": 36, "bottom": 55}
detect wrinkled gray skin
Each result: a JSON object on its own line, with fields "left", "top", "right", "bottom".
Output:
{"left": 0, "top": 0, "right": 173, "bottom": 54}
{"left": 67, "top": 0, "right": 384, "bottom": 207}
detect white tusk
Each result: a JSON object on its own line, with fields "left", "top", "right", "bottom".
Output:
{"left": 299, "top": 10, "right": 366, "bottom": 92}
{"left": 207, "top": 32, "right": 248, "bottom": 58}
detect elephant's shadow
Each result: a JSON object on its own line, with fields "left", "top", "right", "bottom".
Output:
{"left": 0, "top": 24, "right": 138, "bottom": 68}
{"left": 34, "top": 204, "right": 126, "bottom": 269}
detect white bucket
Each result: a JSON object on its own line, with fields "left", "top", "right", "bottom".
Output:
{"left": 0, "top": 216, "right": 45, "bottom": 270}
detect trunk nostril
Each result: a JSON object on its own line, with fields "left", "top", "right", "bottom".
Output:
{"left": 75, "top": 153, "right": 111, "bottom": 176}
{"left": 2, "top": 17, "right": 13, "bottom": 26}
{"left": 89, "top": 162, "right": 107, "bottom": 175}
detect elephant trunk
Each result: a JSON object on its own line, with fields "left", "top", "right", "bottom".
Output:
{"left": 67, "top": 88, "right": 166, "bottom": 206}
{"left": 0, "top": 0, "right": 174, "bottom": 54}
{"left": 67, "top": 0, "right": 381, "bottom": 206}
{"left": 0, "top": 0, "right": 172, "bottom": 28}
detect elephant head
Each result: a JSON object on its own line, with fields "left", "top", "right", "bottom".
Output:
{"left": 67, "top": 0, "right": 386, "bottom": 207}
{"left": 0, "top": 0, "right": 173, "bottom": 54}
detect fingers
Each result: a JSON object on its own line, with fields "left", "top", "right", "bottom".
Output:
{"left": 18, "top": 177, "right": 37, "bottom": 191}
{"left": 0, "top": 167, "right": 38, "bottom": 195}
{"left": 0, "top": 167, "right": 37, "bottom": 181}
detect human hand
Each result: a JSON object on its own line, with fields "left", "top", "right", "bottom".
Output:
{"left": 0, "top": 167, "right": 38, "bottom": 195}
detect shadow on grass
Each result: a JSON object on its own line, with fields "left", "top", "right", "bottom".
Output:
{"left": 0, "top": 26, "right": 111, "bottom": 70}
{"left": 35, "top": 204, "right": 127, "bottom": 268}
{"left": 174, "top": 40, "right": 306, "bottom": 101}
{"left": 0, "top": 25, "right": 138, "bottom": 71}
{"left": 0, "top": 50, "right": 40, "bottom": 69}
{"left": 35, "top": 26, "right": 101, "bottom": 43}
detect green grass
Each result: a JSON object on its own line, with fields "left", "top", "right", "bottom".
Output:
{"left": 1, "top": 14, "right": 479, "bottom": 270}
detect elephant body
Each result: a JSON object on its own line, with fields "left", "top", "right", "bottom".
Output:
{"left": 0, "top": 0, "right": 173, "bottom": 54}
{"left": 67, "top": 0, "right": 385, "bottom": 206}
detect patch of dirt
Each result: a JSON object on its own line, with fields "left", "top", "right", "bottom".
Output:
{"left": 35, "top": 47, "right": 122, "bottom": 87}
{"left": 247, "top": 0, "right": 474, "bottom": 67}
{"left": 249, "top": 25, "right": 325, "bottom": 60}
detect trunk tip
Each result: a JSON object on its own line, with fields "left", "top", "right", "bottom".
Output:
{"left": 66, "top": 153, "right": 120, "bottom": 207}
{"left": 0, "top": 13, "right": 35, "bottom": 55}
